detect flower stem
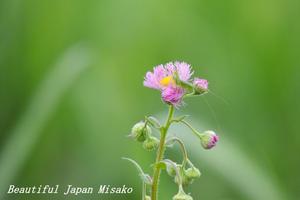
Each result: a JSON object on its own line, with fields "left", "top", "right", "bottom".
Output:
{"left": 142, "top": 182, "right": 146, "bottom": 200}
{"left": 166, "top": 137, "right": 188, "bottom": 167}
{"left": 151, "top": 105, "right": 174, "bottom": 200}
{"left": 180, "top": 120, "right": 203, "bottom": 138}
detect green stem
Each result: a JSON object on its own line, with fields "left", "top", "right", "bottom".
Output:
{"left": 142, "top": 182, "right": 146, "bottom": 200}
{"left": 180, "top": 120, "right": 203, "bottom": 138}
{"left": 166, "top": 137, "right": 188, "bottom": 167}
{"left": 151, "top": 105, "right": 174, "bottom": 200}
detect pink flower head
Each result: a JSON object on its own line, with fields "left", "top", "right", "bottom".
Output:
{"left": 143, "top": 61, "right": 196, "bottom": 107}
{"left": 200, "top": 130, "right": 219, "bottom": 149}
{"left": 143, "top": 61, "right": 193, "bottom": 90}
{"left": 161, "top": 86, "right": 185, "bottom": 107}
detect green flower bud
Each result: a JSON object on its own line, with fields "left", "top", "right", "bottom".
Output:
{"left": 173, "top": 186, "right": 193, "bottom": 200}
{"left": 142, "top": 136, "right": 159, "bottom": 151}
{"left": 130, "top": 122, "right": 151, "bottom": 142}
{"left": 166, "top": 162, "right": 177, "bottom": 177}
{"left": 174, "top": 166, "right": 193, "bottom": 186}
{"left": 185, "top": 167, "right": 201, "bottom": 179}
{"left": 175, "top": 173, "right": 193, "bottom": 186}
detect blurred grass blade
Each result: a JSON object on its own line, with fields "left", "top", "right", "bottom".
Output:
{"left": 0, "top": 44, "right": 91, "bottom": 197}
{"left": 169, "top": 119, "right": 288, "bottom": 200}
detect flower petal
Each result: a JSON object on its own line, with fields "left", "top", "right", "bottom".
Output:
{"left": 175, "top": 61, "right": 193, "bottom": 81}
{"left": 143, "top": 64, "right": 166, "bottom": 90}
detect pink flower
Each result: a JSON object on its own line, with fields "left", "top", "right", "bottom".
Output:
{"left": 161, "top": 86, "right": 185, "bottom": 107}
{"left": 143, "top": 65, "right": 166, "bottom": 89}
{"left": 143, "top": 61, "right": 195, "bottom": 107}
{"left": 165, "top": 62, "right": 176, "bottom": 75}
{"left": 193, "top": 78, "right": 208, "bottom": 94}
{"left": 143, "top": 61, "right": 193, "bottom": 90}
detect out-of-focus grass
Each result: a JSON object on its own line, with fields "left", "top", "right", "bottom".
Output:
{"left": 0, "top": 44, "right": 91, "bottom": 198}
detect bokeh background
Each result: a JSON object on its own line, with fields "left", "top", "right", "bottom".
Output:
{"left": 0, "top": 0, "right": 299, "bottom": 199}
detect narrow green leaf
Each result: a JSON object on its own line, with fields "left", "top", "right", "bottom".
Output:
{"left": 122, "top": 157, "right": 152, "bottom": 185}
{"left": 172, "top": 115, "right": 189, "bottom": 123}
{"left": 145, "top": 116, "right": 161, "bottom": 129}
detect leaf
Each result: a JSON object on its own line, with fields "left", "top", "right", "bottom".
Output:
{"left": 172, "top": 115, "right": 189, "bottom": 122}
{"left": 179, "top": 80, "right": 194, "bottom": 92}
{"left": 145, "top": 116, "right": 161, "bottom": 129}
{"left": 141, "top": 174, "right": 152, "bottom": 185}
{"left": 122, "top": 157, "right": 152, "bottom": 185}
{"left": 173, "top": 73, "right": 194, "bottom": 92}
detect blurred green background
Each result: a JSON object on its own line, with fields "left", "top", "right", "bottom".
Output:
{"left": 0, "top": 0, "right": 299, "bottom": 199}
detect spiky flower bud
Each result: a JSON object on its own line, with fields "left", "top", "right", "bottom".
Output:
{"left": 142, "top": 136, "right": 159, "bottom": 151}
{"left": 200, "top": 130, "right": 219, "bottom": 149}
{"left": 130, "top": 122, "right": 151, "bottom": 142}
{"left": 172, "top": 186, "right": 193, "bottom": 200}
{"left": 193, "top": 78, "right": 208, "bottom": 95}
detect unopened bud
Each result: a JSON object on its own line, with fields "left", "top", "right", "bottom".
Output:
{"left": 174, "top": 166, "right": 193, "bottom": 186}
{"left": 185, "top": 167, "right": 201, "bottom": 179}
{"left": 130, "top": 122, "right": 151, "bottom": 142}
{"left": 173, "top": 186, "right": 193, "bottom": 200}
{"left": 166, "top": 162, "right": 177, "bottom": 177}
{"left": 200, "top": 130, "right": 219, "bottom": 149}
{"left": 193, "top": 78, "right": 208, "bottom": 95}
{"left": 143, "top": 136, "right": 159, "bottom": 151}
{"left": 180, "top": 174, "right": 193, "bottom": 186}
